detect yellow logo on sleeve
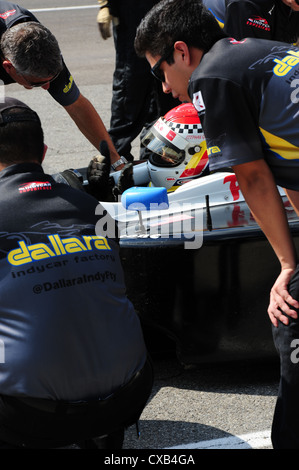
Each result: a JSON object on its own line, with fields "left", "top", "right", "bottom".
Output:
{"left": 63, "top": 75, "right": 74, "bottom": 93}
{"left": 207, "top": 146, "right": 221, "bottom": 156}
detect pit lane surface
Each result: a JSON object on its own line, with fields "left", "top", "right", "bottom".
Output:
{"left": 7, "top": 1, "right": 279, "bottom": 450}
{"left": 121, "top": 356, "right": 278, "bottom": 450}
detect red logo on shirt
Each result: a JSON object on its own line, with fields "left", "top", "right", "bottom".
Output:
{"left": 18, "top": 181, "right": 52, "bottom": 193}
{"left": 229, "top": 38, "right": 247, "bottom": 44}
{"left": 246, "top": 16, "right": 271, "bottom": 31}
{"left": 0, "top": 9, "right": 16, "bottom": 19}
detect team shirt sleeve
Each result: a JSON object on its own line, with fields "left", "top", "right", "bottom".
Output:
{"left": 224, "top": 0, "right": 272, "bottom": 40}
{"left": 190, "top": 76, "right": 264, "bottom": 171}
{"left": 47, "top": 59, "right": 80, "bottom": 107}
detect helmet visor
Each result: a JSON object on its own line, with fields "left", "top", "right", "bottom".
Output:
{"left": 142, "top": 119, "right": 187, "bottom": 167}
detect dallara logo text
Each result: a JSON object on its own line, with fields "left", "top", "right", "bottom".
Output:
{"left": 0, "top": 9, "right": 16, "bottom": 19}
{"left": 207, "top": 146, "right": 221, "bottom": 156}
{"left": 19, "top": 181, "right": 52, "bottom": 193}
{"left": 63, "top": 75, "right": 73, "bottom": 93}
{"left": 273, "top": 50, "right": 299, "bottom": 77}
{"left": 7, "top": 234, "right": 111, "bottom": 266}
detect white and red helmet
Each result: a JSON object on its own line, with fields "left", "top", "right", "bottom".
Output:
{"left": 142, "top": 103, "right": 209, "bottom": 191}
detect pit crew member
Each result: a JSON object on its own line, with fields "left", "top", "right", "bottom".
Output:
{"left": 0, "top": 96, "right": 153, "bottom": 449}
{"left": 135, "top": 0, "right": 299, "bottom": 449}
{"left": 0, "top": 1, "right": 121, "bottom": 166}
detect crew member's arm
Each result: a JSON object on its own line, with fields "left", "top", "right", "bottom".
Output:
{"left": 64, "top": 92, "right": 120, "bottom": 164}
{"left": 48, "top": 61, "right": 125, "bottom": 167}
{"left": 284, "top": 188, "right": 299, "bottom": 218}
{"left": 233, "top": 159, "right": 299, "bottom": 327}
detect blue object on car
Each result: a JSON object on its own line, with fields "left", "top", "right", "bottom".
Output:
{"left": 121, "top": 186, "right": 169, "bottom": 211}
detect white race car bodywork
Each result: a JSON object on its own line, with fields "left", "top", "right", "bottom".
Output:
{"left": 100, "top": 171, "right": 286, "bottom": 241}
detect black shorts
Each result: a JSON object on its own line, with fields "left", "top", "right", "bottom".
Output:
{"left": 0, "top": 357, "right": 153, "bottom": 449}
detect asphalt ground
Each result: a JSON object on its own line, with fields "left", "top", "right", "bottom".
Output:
{"left": 3, "top": 2, "right": 282, "bottom": 455}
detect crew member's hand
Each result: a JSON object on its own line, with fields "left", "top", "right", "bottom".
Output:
{"left": 268, "top": 268, "right": 299, "bottom": 327}
{"left": 88, "top": 155, "right": 134, "bottom": 201}
{"left": 97, "top": 6, "right": 112, "bottom": 40}
{"left": 113, "top": 162, "right": 134, "bottom": 199}
{"left": 87, "top": 140, "right": 115, "bottom": 202}
{"left": 87, "top": 154, "right": 111, "bottom": 199}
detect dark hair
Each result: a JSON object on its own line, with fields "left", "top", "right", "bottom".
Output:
{"left": 1, "top": 22, "right": 63, "bottom": 78}
{"left": 0, "top": 108, "right": 44, "bottom": 165}
{"left": 135, "top": 0, "right": 227, "bottom": 60}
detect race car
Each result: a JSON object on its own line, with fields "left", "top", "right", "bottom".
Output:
{"left": 97, "top": 104, "right": 297, "bottom": 366}
{"left": 62, "top": 103, "right": 298, "bottom": 366}
{"left": 99, "top": 102, "right": 287, "bottom": 246}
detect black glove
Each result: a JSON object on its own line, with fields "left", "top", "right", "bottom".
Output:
{"left": 112, "top": 162, "right": 134, "bottom": 199}
{"left": 87, "top": 153, "right": 115, "bottom": 201}
{"left": 88, "top": 140, "right": 135, "bottom": 200}
{"left": 52, "top": 169, "right": 85, "bottom": 191}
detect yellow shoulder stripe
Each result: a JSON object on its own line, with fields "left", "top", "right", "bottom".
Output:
{"left": 260, "top": 127, "right": 299, "bottom": 161}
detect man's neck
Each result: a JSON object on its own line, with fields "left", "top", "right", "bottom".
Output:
{"left": 0, "top": 160, "right": 40, "bottom": 172}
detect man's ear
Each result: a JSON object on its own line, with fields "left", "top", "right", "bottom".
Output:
{"left": 2, "top": 59, "right": 14, "bottom": 74}
{"left": 42, "top": 144, "right": 48, "bottom": 162}
{"left": 173, "top": 41, "right": 191, "bottom": 65}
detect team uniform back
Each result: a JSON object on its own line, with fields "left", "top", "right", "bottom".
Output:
{"left": 0, "top": 163, "right": 147, "bottom": 402}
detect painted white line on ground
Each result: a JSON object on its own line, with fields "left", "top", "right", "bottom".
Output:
{"left": 30, "top": 6, "right": 98, "bottom": 13}
{"left": 165, "top": 430, "right": 272, "bottom": 450}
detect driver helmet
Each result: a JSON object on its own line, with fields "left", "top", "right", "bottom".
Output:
{"left": 142, "top": 103, "right": 209, "bottom": 191}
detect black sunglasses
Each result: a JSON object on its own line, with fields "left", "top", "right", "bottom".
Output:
{"left": 151, "top": 46, "right": 174, "bottom": 82}
{"left": 20, "top": 70, "right": 60, "bottom": 88}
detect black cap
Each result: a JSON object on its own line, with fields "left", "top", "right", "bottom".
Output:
{"left": 0, "top": 97, "right": 40, "bottom": 125}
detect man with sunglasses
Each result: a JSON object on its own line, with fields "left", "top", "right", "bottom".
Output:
{"left": 0, "top": 1, "right": 121, "bottom": 167}
{"left": 202, "top": 0, "right": 299, "bottom": 44}
{"left": 135, "top": 0, "right": 299, "bottom": 449}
